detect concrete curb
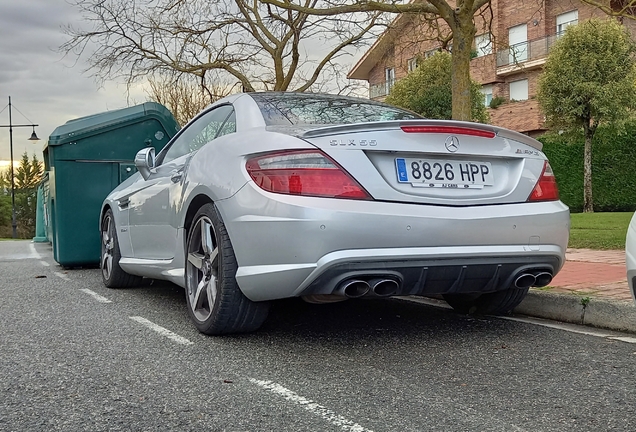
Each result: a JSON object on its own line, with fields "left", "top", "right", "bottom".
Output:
{"left": 515, "top": 290, "right": 636, "bottom": 334}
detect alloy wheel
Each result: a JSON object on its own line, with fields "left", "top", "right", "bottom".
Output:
{"left": 101, "top": 215, "right": 114, "bottom": 280}
{"left": 186, "top": 216, "right": 219, "bottom": 322}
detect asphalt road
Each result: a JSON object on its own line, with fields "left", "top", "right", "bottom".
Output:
{"left": 1, "top": 240, "right": 635, "bottom": 432}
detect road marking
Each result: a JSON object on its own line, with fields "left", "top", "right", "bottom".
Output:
{"left": 499, "top": 315, "right": 617, "bottom": 338}
{"left": 39, "top": 261, "right": 49, "bottom": 267}
{"left": 53, "top": 271, "right": 70, "bottom": 281}
{"left": 29, "top": 243, "right": 41, "bottom": 259}
{"left": 129, "top": 316, "right": 193, "bottom": 346}
{"left": 399, "top": 297, "right": 636, "bottom": 345}
{"left": 79, "top": 289, "right": 112, "bottom": 304}
{"left": 609, "top": 336, "right": 636, "bottom": 344}
{"left": 489, "top": 313, "right": 636, "bottom": 345}
{"left": 248, "top": 378, "right": 373, "bottom": 432}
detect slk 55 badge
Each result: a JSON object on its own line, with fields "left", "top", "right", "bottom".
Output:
{"left": 330, "top": 139, "right": 377, "bottom": 146}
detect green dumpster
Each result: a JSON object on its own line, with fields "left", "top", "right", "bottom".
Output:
{"left": 44, "top": 102, "right": 179, "bottom": 267}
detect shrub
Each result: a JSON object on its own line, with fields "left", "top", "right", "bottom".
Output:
{"left": 540, "top": 122, "right": 636, "bottom": 212}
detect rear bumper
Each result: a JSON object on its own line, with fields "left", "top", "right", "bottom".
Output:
{"left": 219, "top": 182, "right": 570, "bottom": 301}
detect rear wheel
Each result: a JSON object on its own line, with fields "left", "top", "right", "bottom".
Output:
{"left": 443, "top": 287, "right": 529, "bottom": 315}
{"left": 185, "top": 203, "right": 270, "bottom": 335}
{"left": 101, "top": 209, "right": 143, "bottom": 288}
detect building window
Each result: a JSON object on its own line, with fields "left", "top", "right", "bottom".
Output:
{"left": 508, "top": 24, "right": 528, "bottom": 63}
{"left": 509, "top": 79, "right": 529, "bottom": 101}
{"left": 425, "top": 48, "right": 440, "bottom": 58}
{"left": 557, "top": 10, "right": 578, "bottom": 35}
{"left": 407, "top": 57, "right": 419, "bottom": 72}
{"left": 475, "top": 34, "right": 492, "bottom": 57}
{"left": 385, "top": 67, "right": 395, "bottom": 94}
{"left": 481, "top": 85, "right": 493, "bottom": 106}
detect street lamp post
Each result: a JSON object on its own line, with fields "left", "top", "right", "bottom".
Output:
{"left": 0, "top": 96, "right": 39, "bottom": 238}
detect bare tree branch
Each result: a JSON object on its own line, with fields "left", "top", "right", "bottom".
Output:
{"left": 580, "top": 0, "right": 636, "bottom": 19}
{"left": 256, "top": 0, "right": 495, "bottom": 120}
{"left": 62, "top": 0, "right": 388, "bottom": 97}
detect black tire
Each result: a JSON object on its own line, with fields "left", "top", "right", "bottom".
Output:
{"left": 185, "top": 203, "right": 270, "bottom": 335}
{"left": 100, "top": 209, "right": 143, "bottom": 288}
{"left": 443, "top": 287, "right": 529, "bottom": 315}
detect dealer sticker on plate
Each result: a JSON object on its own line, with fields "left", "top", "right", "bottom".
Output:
{"left": 396, "top": 158, "right": 494, "bottom": 189}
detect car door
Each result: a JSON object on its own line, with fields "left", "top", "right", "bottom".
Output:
{"left": 128, "top": 104, "right": 235, "bottom": 259}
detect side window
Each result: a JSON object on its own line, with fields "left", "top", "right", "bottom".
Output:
{"left": 162, "top": 105, "right": 234, "bottom": 163}
{"left": 217, "top": 111, "right": 236, "bottom": 138}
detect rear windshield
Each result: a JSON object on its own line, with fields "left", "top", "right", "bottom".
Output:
{"left": 251, "top": 93, "right": 421, "bottom": 126}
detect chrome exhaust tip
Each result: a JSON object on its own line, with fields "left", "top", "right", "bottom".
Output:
{"left": 514, "top": 273, "right": 536, "bottom": 289}
{"left": 370, "top": 279, "right": 399, "bottom": 297}
{"left": 337, "top": 279, "right": 370, "bottom": 298}
{"left": 533, "top": 271, "right": 553, "bottom": 287}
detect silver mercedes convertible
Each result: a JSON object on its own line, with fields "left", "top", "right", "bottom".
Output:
{"left": 100, "top": 92, "right": 570, "bottom": 334}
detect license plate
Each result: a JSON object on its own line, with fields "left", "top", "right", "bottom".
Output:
{"left": 395, "top": 158, "right": 494, "bottom": 189}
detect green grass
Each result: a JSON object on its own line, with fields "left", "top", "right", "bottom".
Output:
{"left": 568, "top": 211, "right": 633, "bottom": 250}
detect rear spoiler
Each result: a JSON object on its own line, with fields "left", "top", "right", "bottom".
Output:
{"left": 299, "top": 120, "right": 542, "bottom": 151}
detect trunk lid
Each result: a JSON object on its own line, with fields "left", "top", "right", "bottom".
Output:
{"left": 268, "top": 120, "right": 548, "bottom": 206}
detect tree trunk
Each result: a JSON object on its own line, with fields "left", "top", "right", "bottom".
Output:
{"left": 450, "top": 14, "right": 476, "bottom": 121}
{"left": 583, "top": 120, "right": 594, "bottom": 213}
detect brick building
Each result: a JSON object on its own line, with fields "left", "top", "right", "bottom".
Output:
{"left": 348, "top": 1, "right": 636, "bottom": 135}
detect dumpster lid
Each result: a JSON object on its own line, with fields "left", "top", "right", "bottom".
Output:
{"left": 46, "top": 102, "right": 179, "bottom": 146}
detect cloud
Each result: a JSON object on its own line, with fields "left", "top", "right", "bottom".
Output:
{"left": 0, "top": 0, "right": 138, "bottom": 162}
{"left": 0, "top": 0, "right": 371, "bottom": 163}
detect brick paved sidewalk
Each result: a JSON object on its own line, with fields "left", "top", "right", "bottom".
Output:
{"left": 544, "top": 248, "right": 632, "bottom": 302}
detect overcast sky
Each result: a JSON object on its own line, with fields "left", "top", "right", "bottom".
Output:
{"left": 0, "top": 0, "right": 147, "bottom": 166}
{"left": 0, "top": 0, "right": 372, "bottom": 169}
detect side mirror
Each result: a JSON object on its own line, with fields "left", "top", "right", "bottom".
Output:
{"left": 135, "top": 147, "right": 156, "bottom": 180}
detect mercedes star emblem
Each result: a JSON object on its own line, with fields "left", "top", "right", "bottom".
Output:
{"left": 445, "top": 135, "right": 460, "bottom": 153}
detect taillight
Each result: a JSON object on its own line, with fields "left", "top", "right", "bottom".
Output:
{"left": 246, "top": 150, "right": 372, "bottom": 200}
{"left": 401, "top": 125, "right": 496, "bottom": 138}
{"left": 528, "top": 161, "right": 559, "bottom": 202}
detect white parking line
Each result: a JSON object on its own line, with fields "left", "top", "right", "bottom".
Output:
{"left": 248, "top": 378, "right": 373, "bottom": 432}
{"left": 79, "top": 289, "right": 112, "bottom": 304}
{"left": 609, "top": 336, "right": 636, "bottom": 344}
{"left": 129, "top": 316, "right": 194, "bottom": 345}
{"left": 29, "top": 243, "right": 41, "bottom": 259}
{"left": 53, "top": 271, "right": 70, "bottom": 281}
{"left": 499, "top": 315, "right": 617, "bottom": 338}
{"left": 39, "top": 261, "right": 49, "bottom": 267}
{"left": 399, "top": 297, "right": 636, "bottom": 345}
{"left": 498, "top": 317, "right": 636, "bottom": 344}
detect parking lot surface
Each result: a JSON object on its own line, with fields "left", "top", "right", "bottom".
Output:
{"left": 1, "top": 240, "right": 636, "bottom": 431}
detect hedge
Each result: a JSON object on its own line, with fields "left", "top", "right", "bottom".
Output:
{"left": 539, "top": 122, "right": 636, "bottom": 213}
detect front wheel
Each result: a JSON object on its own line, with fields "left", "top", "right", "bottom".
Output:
{"left": 443, "top": 287, "right": 529, "bottom": 315}
{"left": 185, "top": 203, "right": 270, "bottom": 335}
{"left": 100, "top": 209, "right": 143, "bottom": 288}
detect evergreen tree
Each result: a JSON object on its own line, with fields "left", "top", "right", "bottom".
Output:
{"left": 0, "top": 152, "right": 44, "bottom": 238}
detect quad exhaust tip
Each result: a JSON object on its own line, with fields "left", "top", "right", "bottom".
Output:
{"left": 338, "top": 279, "right": 370, "bottom": 298}
{"left": 370, "top": 278, "right": 399, "bottom": 297}
{"left": 533, "top": 272, "right": 553, "bottom": 288}
{"left": 335, "top": 277, "right": 401, "bottom": 298}
{"left": 514, "top": 271, "right": 553, "bottom": 289}
{"left": 515, "top": 273, "right": 536, "bottom": 289}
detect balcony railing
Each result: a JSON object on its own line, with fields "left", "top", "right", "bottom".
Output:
{"left": 368, "top": 27, "right": 575, "bottom": 98}
{"left": 369, "top": 80, "right": 396, "bottom": 99}
{"left": 496, "top": 33, "right": 561, "bottom": 68}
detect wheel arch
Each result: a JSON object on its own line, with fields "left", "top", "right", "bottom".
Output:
{"left": 99, "top": 203, "right": 113, "bottom": 230}
{"left": 184, "top": 194, "right": 214, "bottom": 238}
